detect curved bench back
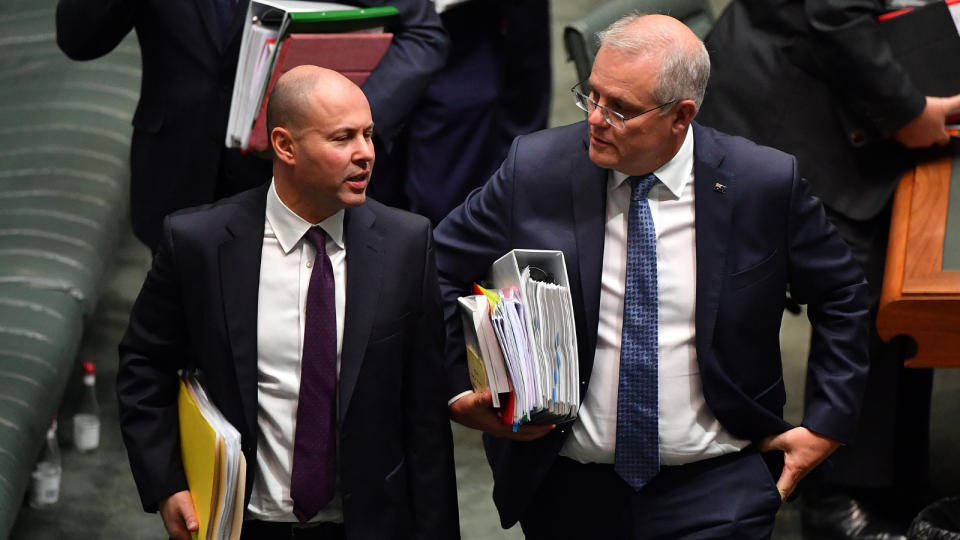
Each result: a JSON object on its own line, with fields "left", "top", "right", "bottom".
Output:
{"left": 0, "top": 2, "right": 140, "bottom": 537}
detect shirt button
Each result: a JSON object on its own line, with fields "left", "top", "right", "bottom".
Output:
{"left": 307, "top": 261, "right": 313, "bottom": 268}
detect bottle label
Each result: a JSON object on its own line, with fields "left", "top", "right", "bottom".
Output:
{"left": 30, "top": 466, "right": 61, "bottom": 506}
{"left": 73, "top": 414, "right": 100, "bottom": 451}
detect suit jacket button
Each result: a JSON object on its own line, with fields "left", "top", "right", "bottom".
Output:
{"left": 850, "top": 130, "right": 867, "bottom": 146}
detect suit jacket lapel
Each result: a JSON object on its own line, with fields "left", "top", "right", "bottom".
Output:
{"left": 339, "top": 204, "right": 383, "bottom": 424}
{"left": 692, "top": 123, "right": 735, "bottom": 356}
{"left": 571, "top": 130, "right": 607, "bottom": 383}
{"left": 219, "top": 184, "right": 269, "bottom": 441}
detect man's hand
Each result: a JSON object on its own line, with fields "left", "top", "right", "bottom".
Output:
{"left": 449, "top": 390, "right": 555, "bottom": 441}
{"left": 894, "top": 94, "right": 960, "bottom": 148}
{"left": 759, "top": 427, "right": 841, "bottom": 500}
{"left": 158, "top": 490, "right": 199, "bottom": 540}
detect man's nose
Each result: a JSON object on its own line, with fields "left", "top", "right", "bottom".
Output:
{"left": 354, "top": 139, "right": 375, "bottom": 164}
{"left": 587, "top": 104, "right": 607, "bottom": 128}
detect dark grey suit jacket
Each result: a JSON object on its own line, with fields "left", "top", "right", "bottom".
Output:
{"left": 55, "top": 0, "right": 448, "bottom": 249}
{"left": 697, "top": 0, "right": 925, "bottom": 220}
{"left": 434, "top": 122, "right": 870, "bottom": 528}
{"left": 117, "top": 185, "right": 459, "bottom": 539}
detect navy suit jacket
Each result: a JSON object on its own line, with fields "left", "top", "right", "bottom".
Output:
{"left": 55, "top": 0, "right": 448, "bottom": 249}
{"left": 434, "top": 121, "right": 871, "bottom": 528}
{"left": 117, "top": 186, "right": 460, "bottom": 539}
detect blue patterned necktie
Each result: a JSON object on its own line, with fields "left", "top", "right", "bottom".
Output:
{"left": 290, "top": 227, "right": 338, "bottom": 522}
{"left": 614, "top": 173, "right": 660, "bottom": 491}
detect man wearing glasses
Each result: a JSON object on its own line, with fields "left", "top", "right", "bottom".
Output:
{"left": 434, "top": 14, "right": 870, "bottom": 540}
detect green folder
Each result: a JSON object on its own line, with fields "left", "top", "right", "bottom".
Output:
{"left": 285, "top": 6, "right": 399, "bottom": 36}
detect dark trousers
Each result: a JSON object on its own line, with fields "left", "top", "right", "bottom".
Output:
{"left": 519, "top": 448, "right": 783, "bottom": 540}
{"left": 816, "top": 204, "right": 933, "bottom": 493}
{"left": 368, "top": 0, "right": 552, "bottom": 225}
{"left": 238, "top": 519, "right": 345, "bottom": 540}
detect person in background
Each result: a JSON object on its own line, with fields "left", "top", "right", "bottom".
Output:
{"left": 55, "top": 0, "right": 448, "bottom": 251}
{"left": 117, "top": 66, "right": 459, "bottom": 540}
{"left": 696, "top": 1, "right": 960, "bottom": 537}
{"left": 436, "top": 14, "right": 870, "bottom": 539}
{"left": 369, "top": 0, "right": 551, "bottom": 225}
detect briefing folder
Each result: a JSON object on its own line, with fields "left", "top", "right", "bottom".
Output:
{"left": 179, "top": 373, "right": 246, "bottom": 540}
{"left": 836, "top": 0, "right": 960, "bottom": 143}
{"left": 457, "top": 250, "right": 580, "bottom": 429}
{"left": 879, "top": 0, "right": 960, "bottom": 105}
{"left": 226, "top": 1, "right": 397, "bottom": 152}
{"left": 458, "top": 293, "right": 511, "bottom": 408}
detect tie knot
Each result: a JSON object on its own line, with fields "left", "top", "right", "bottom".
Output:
{"left": 629, "top": 174, "right": 659, "bottom": 201}
{"left": 304, "top": 227, "right": 327, "bottom": 252}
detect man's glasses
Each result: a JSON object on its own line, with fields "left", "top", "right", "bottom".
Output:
{"left": 571, "top": 77, "right": 676, "bottom": 130}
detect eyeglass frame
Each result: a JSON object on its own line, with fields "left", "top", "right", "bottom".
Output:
{"left": 571, "top": 77, "right": 676, "bottom": 130}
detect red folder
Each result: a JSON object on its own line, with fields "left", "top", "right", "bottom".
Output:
{"left": 247, "top": 32, "right": 393, "bottom": 152}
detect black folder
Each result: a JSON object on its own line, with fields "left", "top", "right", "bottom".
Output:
{"left": 830, "top": 1, "right": 960, "bottom": 146}
{"left": 880, "top": 0, "right": 960, "bottom": 102}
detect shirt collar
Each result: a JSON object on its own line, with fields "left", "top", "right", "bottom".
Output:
{"left": 609, "top": 126, "right": 694, "bottom": 199}
{"left": 265, "top": 180, "right": 345, "bottom": 254}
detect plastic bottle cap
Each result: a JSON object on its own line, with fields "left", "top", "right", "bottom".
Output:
{"left": 82, "top": 362, "right": 96, "bottom": 375}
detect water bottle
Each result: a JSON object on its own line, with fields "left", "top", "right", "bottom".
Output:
{"left": 29, "top": 419, "right": 61, "bottom": 508}
{"left": 73, "top": 361, "right": 100, "bottom": 452}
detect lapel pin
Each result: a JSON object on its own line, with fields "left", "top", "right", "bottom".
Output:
{"left": 714, "top": 183, "right": 727, "bottom": 194}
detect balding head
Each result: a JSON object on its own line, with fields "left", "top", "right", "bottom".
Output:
{"left": 266, "top": 65, "right": 365, "bottom": 138}
{"left": 596, "top": 13, "right": 710, "bottom": 110}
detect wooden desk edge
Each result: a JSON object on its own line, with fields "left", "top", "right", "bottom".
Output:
{"left": 877, "top": 167, "right": 960, "bottom": 368}
{"left": 877, "top": 170, "right": 913, "bottom": 339}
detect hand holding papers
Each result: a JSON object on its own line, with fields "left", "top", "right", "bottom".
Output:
{"left": 178, "top": 373, "right": 246, "bottom": 540}
{"left": 457, "top": 250, "right": 580, "bottom": 432}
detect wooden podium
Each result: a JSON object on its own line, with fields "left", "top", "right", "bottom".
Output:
{"left": 877, "top": 143, "right": 960, "bottom": 368}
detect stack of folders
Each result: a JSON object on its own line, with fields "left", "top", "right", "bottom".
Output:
{"left": 458, "top": 250, "right": 579, "bottom": 430}
{"left": 179, "top": 373, "right": 246, "bottom": 540}
{"left": 226, "top": 0, "right": 397, "bottom": 152}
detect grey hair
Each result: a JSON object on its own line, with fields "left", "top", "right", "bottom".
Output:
{"left": 596, "top": 13, "right": 711, "bottom": 113}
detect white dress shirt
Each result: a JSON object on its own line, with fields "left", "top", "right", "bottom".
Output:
{"left": 560, "top": 128, "right": 750, "bottom": 465}
{"left": 247, "top": 181, "right": 347, "bottom": 522}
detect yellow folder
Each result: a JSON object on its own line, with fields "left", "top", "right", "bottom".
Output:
{"left": 178, "top": 378, "right": 221, "bottom": 540}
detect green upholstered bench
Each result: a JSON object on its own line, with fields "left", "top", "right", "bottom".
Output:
{"left": 0, "top": 284, "right": 83, "bottom": 537}
{"left": 0, "top": 2, "right": 140, "bottom": 537}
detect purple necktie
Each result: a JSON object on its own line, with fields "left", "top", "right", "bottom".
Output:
{"left": 290, "top": 227, "right": 338, "bottom": 522}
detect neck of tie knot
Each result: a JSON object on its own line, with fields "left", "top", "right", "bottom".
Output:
{"left": 304, "top": 227, "right": 327, "bottom": 252}
{"left": 630, "top": 174, "right": 659, "bottom": 202}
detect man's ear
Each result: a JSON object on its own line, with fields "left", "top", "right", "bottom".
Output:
{"left": 271, "top": 127, "right": 296, "bottom": 166}
{"left": 672, "top": 99, "right": 698, "bottom": 133}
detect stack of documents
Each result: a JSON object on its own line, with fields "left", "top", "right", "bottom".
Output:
{"left": 459, "top": 250, "right": 580, "bottom": 430}
{"left": 179, "top": 373, "right": 246, "bottom": 540}
{"left": 226, "top": 0, "right": 397, "bottom": 151}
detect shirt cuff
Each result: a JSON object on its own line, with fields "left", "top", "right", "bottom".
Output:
{"left": 447, "top": 390, "right": 474, "bottom": 406}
